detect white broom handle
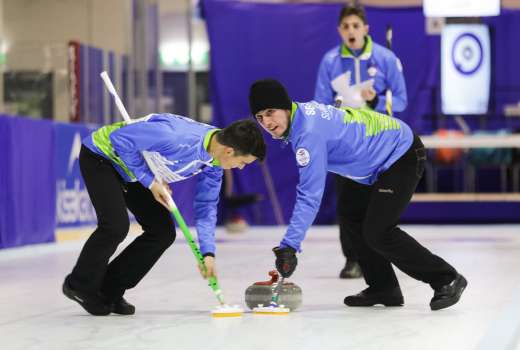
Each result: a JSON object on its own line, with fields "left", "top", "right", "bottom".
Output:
{"left": 100, "top": 71, "right": 132, "bottom": 123}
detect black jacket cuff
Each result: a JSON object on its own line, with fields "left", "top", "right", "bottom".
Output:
{"left": 367, "top": 95, "right": 379, "bottom": 109}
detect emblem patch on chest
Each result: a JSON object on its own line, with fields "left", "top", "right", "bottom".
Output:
{"left": 296, "top": 148, "right": 310, "bottom": 167}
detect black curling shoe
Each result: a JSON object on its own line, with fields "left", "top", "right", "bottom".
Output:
{"left": 344, "top": 286, "right": 404, "bottom": 307}
{"left": 339, "top": 260, "right": 363, "bottom": 279}
{"left": 110, "top": 297, "right": 136, "bottom": 315}
{"left": 430, "top": 274, "right": 467, "bottom": 311}
{"left": 62, "top": 276, "right": 111, "bottom": 316}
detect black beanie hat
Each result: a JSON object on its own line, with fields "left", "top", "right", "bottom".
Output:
{"left": 249, "top": 79, "right": 292, "bottom": 116}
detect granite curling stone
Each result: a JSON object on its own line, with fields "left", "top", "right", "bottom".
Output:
{"left": 245, "top": 270, "right": 302, "bottom": 311}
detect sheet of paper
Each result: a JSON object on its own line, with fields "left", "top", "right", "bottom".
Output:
{"left": 331, "top": 73, "right": 374, "bottom": 108}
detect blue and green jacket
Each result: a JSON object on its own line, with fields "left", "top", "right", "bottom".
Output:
{"left": 314, "top": 36, "right": 407, "bottom": 113}
{"left": 82, "top": 113, "right": 223, "bottom": 255}
{"left": 280, "top": 102, "right": 413, "bottom": 251}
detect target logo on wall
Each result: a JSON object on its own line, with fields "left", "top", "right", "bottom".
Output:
{"left": 441, "top": 24, "right": 490, "bottom": 115}
{"left": 451, "top": 33, "right": 484, "bottom": 75}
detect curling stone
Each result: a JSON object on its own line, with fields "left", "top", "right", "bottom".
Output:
{"left": 245, "top": 270, "right": 302, "bottom": 311}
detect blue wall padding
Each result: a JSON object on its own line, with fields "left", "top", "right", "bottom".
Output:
{"left": 0, "top": 115, "right": 56, "bottom": 248}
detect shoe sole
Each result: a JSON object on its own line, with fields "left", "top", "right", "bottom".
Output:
{"left": 339, "top": 272, "right": 363, "bottom": 279}
{"left": 62, "top": 282, "right": 110, "bottom": 316}
{"left": 111, "top": 306, "right": 136, "bottom": 315}
{"left": 346, "top": 303, "right": 404, "bottom": 307}
{"left": 344, "top": 298, "right": 404, "bottom": 307}
{"left": 112, "top": 310, "right": 135, "bottom": 315}
{"left": 430, "top": 276, "right": 468, "bottom": 311}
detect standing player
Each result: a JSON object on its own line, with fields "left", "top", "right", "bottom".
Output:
{"left": 314, "top": 4, "right": 408, "bottom": 279}
{"left": 63, "top": 115, "right": 266, "bottom": 316}
{"left": 249, "top": 79, "right": 466, "bottom": 311}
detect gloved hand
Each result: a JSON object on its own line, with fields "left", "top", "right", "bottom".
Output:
{"left": 273, "top": 246, "right": 297, "bottom": 278}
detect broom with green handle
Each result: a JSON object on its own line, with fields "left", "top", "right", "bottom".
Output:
{"left": 99, "top": 71, "right": 228, "bottom": 307}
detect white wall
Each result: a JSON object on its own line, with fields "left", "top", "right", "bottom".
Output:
{"left": 159, "top": 12, "right": 209, "bottom": 71}
{"left": 2, "top": 0, "right": 133, "bottom": 121}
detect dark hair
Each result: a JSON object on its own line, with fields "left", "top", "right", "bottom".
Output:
{"left": 338, "top": 4, "right": 367, "bottom": 25}
{"left": 216, "top": 119, "right": 266, "bottom": 161}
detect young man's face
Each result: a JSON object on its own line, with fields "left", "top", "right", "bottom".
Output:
{"left": 338, "top": 15, "right": 369, "bottom": 50}
{"left": 254, "top": 108, "right": 290, "bottom": 139}
{"left": 219, "top": 152, "right": 257, "bottom": 170}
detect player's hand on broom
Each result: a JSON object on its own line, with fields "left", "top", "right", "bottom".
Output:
{"left": 198, "top": 255, "right": 217, "bottom": 279}
{"left": 150, "top": 179, "right": 172, "bottom": 209}
{"left": 162, "top": 180, "right": 172, "bottom": 195}
{"left": 273, "top": 246, "right": 297, "bottom": 278}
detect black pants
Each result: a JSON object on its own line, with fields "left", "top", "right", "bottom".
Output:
{"left": 69, "top": 146, "right": 176, "bottom": 300}
{"left": 336, "top": 135, "right": 457, "bottom": 290}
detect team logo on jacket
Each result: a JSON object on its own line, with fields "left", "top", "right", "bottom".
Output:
{"left": 303, "top": 103, "right": 316, "bottom": 116}
{"left": 296, "top": 148, "right": 310, "bottom": 166}
{"left": 368, "top": 66, "right": 378, "bottom": 77}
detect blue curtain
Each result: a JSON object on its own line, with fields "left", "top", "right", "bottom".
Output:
{"left": 203, "top": 0, "right": 520, "bottom": 225}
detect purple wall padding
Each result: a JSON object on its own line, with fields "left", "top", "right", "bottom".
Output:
{"left": 108, "top": 51, "right": 116, "bottom": 123}
{"left": 79, "top": 44, "right": 87, "bottom": 121}
{"left": 88, "top": 46, "right": 104, "bottom": 124}
{"left": 0, "top": 115, "right": 56, "bottom": 248}
{"left": 54, "top": 122, "right": 96, "bottom": 228}
{"left": 79, "top": 44, "right": 106, "bottom": 124}
{"left": 122, "top": 55, "right": 129, "bottom": 110}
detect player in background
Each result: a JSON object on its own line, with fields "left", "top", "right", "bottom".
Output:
{"left": 314, "top": 4, "right": 407, "bottom": 279}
